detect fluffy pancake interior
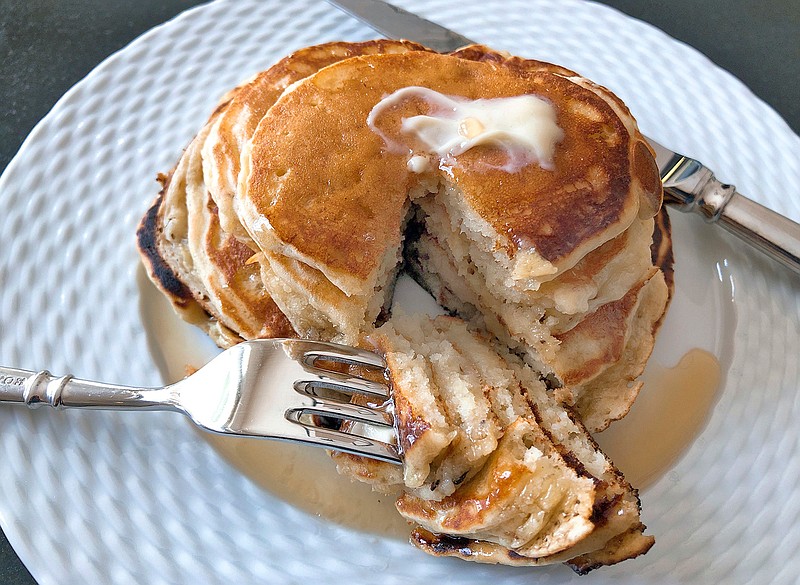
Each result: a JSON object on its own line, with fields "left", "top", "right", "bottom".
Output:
{"left": 333, "top": 314, "right": 653, "bottom": 569}
{"left": 409, "top": 197, "right": 670, "bottom": 430}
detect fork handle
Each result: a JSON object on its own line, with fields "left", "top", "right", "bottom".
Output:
{"left": 0, "top": 366, "right": 175, "bottom": 410}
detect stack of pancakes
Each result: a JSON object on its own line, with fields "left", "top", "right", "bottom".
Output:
{"left": 137, "top": 41, "right": 428, "bottom": 348}
{"left": 138, "top": 40, "right": 673, "bottom": 572}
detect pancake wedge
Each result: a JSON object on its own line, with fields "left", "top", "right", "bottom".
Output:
{"left": 333, "top": 315, "right": 653, "bottom": 571}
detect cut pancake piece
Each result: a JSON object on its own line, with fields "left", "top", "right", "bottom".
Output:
{"left": 398, "top": 418, "right": 597, "bottom": 560}
{"left": 373, "top": 326, "right": 456, "bottom": 489}
{"left": 334, "top": 314, "right": 652, "bottom": 571}
{"left": 381, "top": 315, "right": 505, "bottom": 500}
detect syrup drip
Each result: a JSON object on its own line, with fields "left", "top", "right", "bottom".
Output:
{"left": 595, "top": 348, "right": 722, "bottom": 489}
{"left": 204, "top": 434, "right": 409, "bottom": 539}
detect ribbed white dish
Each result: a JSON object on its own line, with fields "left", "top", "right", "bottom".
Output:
{"left": 0, "top": 1, "right": 798, "bottom": 584}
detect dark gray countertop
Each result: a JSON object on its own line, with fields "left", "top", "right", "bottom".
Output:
{"left": 1, "top": 1, "right": 797, "bottom": 583}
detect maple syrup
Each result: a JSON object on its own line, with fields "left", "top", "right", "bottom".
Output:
{"left": 204, "top": 434, "right": 409, "bottom": 538}
{"left": 594, "top": 348, "right": 722, "bottom": 489}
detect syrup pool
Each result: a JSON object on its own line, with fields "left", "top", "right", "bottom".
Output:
{"left": 138, "top": 208, "right": 735, "bottom": 537}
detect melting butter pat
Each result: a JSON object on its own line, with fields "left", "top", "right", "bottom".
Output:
{"left": 368, "top": 86, "right": 563, "bottom": 172}
{"left": 407, "top": 154, "right": 430, "bottom": 173}
{"left": 458, "top": 117, "right": 485, "bottom": 139}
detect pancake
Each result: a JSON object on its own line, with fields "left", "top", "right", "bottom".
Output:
{"left": 137, "top": 105, "right": 294, "bottom": 347}
{"left": 138, "top": 40, "right": 427, "bottom": 346}
{"left": 237, "top": 49, "right": 660, "bottom": 342}
{"left": 203, "top": 39, "right": 430, "bottom": 240}
{"left": 238, "top": 49, "right": 659, "bottom": 292}
{"left": 236, "top": 45, "right": 669, "bottom": 429}
{"left": 138, "top": 40, "right": 674, "bottom": 573}
{"left": 333, "top": 314, "right": 653, "bottom": 571}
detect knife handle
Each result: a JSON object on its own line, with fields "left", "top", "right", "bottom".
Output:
{"left": 662, "top": 155, "right": 800, "bottom": 275}
{"left": 718, "top": 194, "right": 800, "bottom": 275}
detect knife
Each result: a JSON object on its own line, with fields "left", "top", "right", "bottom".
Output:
{"left": 327, "top": 0, "right": 800, "bottom": 275}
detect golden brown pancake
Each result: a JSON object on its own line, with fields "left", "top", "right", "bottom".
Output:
{"left": 203, "top": 39, "right": 430, "bottom": 240}
{"left": 137, "top": 107, "right": 294, "bottom": 347}
{"left": 138, "top": 40, "right": 674, "bottom": 573}
{"left": 333, "top": 314, "right": 653, "bottom": 571}
{"left": 238, "top": 47, "right": 659, "bottom": 296}
{"left": 235, "top": 49, "right": 667, "bottom": 428}
{"left": 139, "top": 40, "right": 427, "bottom": 346}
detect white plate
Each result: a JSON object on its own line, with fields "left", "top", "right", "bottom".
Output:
{"left": 1, "top": 1, "right": 799, "bottom": 583}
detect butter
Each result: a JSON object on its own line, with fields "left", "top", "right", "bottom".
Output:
{"left": 458, "top": 117, "right": 484, "bottom": 139}
{"left": 407, "top": 154, "right": 430, "bottom": 173}
{"left": 368, "top": 86, "right": 563, "bottom": 172}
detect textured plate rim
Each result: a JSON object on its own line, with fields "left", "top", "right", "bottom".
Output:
{"left": 0, "top": 1, "right": 798, "bottom": 584}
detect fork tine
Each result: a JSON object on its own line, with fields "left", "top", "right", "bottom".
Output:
{"left": 284, "top": 410, "right": 402, "bottom": 463}
{"left": 286, "top": 339, "right": 387, "bottom": 369}
{"left": 250, "top": 338, "right": 400, "bottom": 462}
{"left": 297, "top": 367, "right": 390, "bottom": 399}
{"left": 282, "top": 339, "right": 390, "bottom": 398}
{"left": 291, "top": 382, "right": 394, "bottom": 426}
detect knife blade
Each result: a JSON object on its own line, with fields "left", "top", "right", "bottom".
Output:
{"left": 329, "top": 0, "right": 471, "bottom": 52}
{"left": 327, "top": 0, "right": 800, "bottom": 274}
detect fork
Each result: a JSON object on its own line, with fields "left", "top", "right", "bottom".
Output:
{"left": 0, "top": 339, "right": 401, "bottom": 464}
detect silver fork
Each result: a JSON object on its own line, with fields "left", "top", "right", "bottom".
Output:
{"left": 0, "top": 339, "right": 401, "bottom": 464}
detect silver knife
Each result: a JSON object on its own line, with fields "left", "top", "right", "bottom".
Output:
{"left": 327, "top": 0, "right": 800, "bottom": 275}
